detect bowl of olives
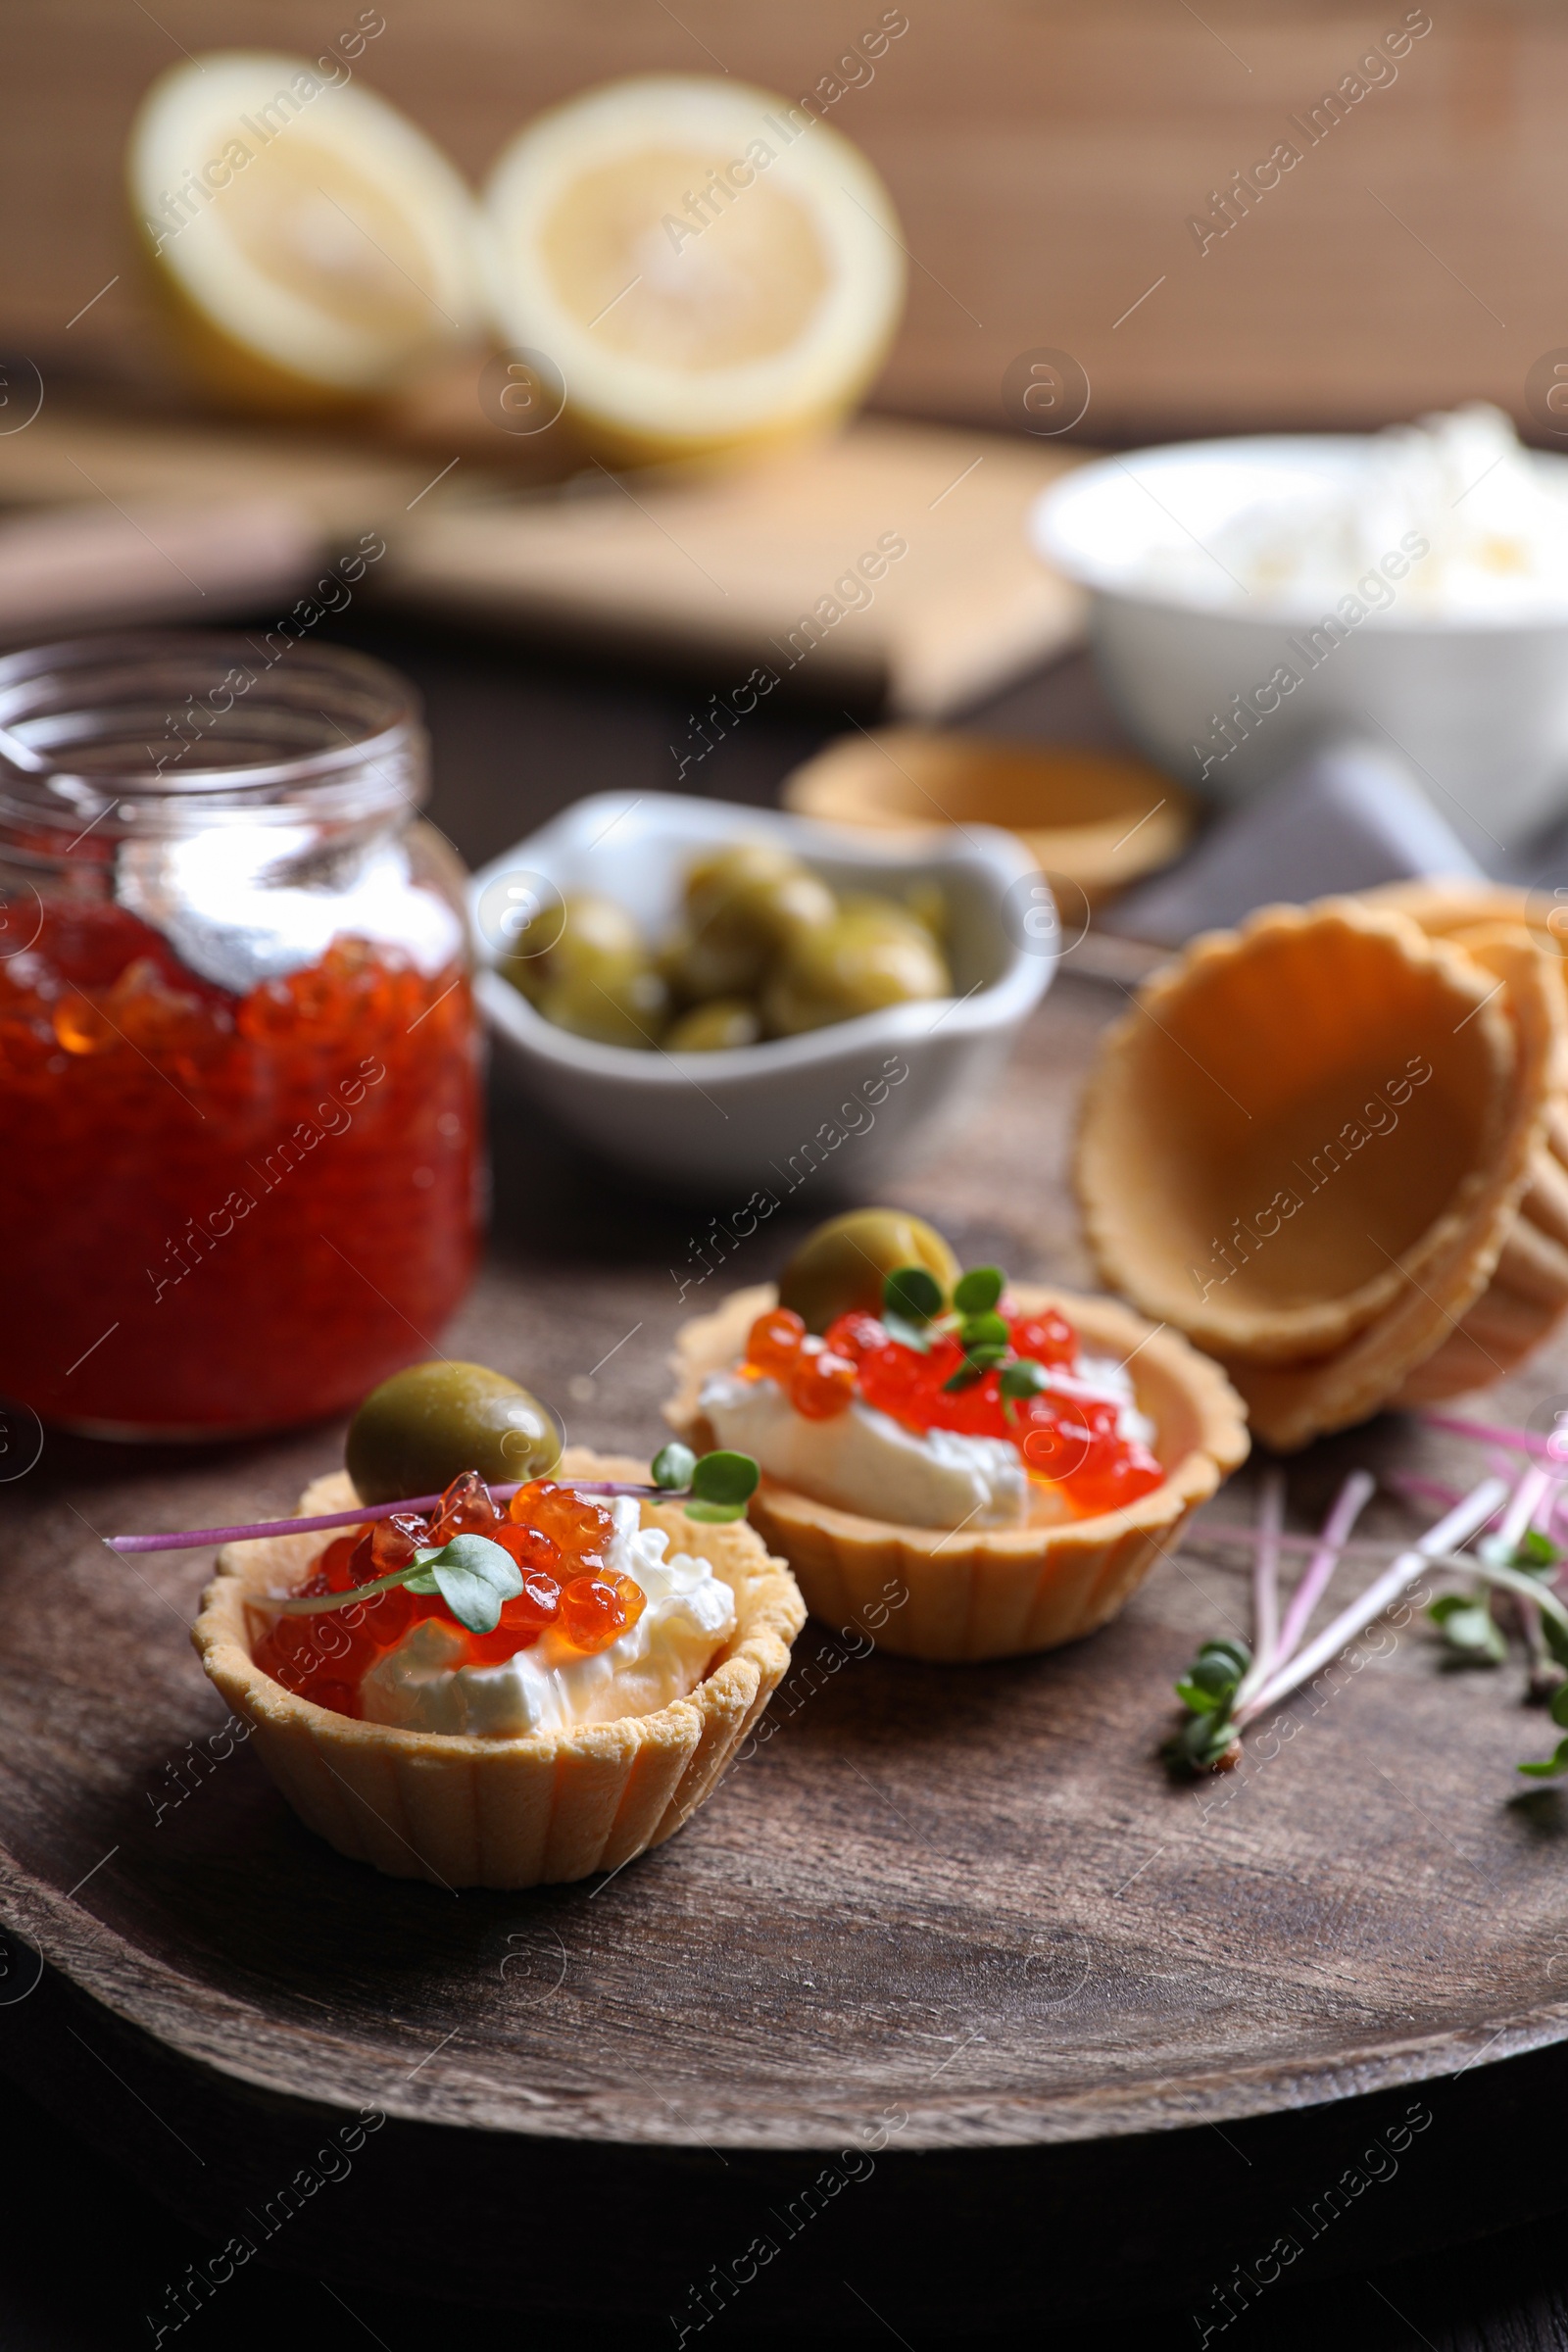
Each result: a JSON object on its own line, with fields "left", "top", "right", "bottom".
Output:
{"left": 468, "top": 794, "right": 1054, "bottom": 1194}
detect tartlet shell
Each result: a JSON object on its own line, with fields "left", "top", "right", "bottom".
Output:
{"left": 1356, "top": 885, "right": 1568, "bottom": 1407}
{"left": 664, "top": 1283, "right": 1248, "bottom": 1663}
{"left": 1076, "top": 899, "right": 1516, "bottom": 1368}
{"left": 191, "top": 1449, "right": 804, "bottom": 1888}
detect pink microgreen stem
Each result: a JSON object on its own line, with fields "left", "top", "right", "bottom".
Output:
{"left": 1382, "top": 1471, "right": 1464, "bottom": 1514}
{"left": 1422, "top": 1412, "right": 1568, "bottom": 1466}
{"left": 1233, "top": 1472, "right": 1284, "bottom": 1713}
{"left": 109, "top": 1480, "right": 666, "bottom": 1555}
{"left": 1235, "top": 1478, "right": 1508, "bottom": 1729}
{"left": 1273, "top": 1469, "right": 1377, "bottom": 1673}
{"left": 1190, "top": 1527, "right": 1423, "bottom": 1564}
{"left": 1481, "top": 1465, "right": 1554, "bottom": 1564}
{"left": 1190, "top": 1523, "right": 1379, "bottom": 1557}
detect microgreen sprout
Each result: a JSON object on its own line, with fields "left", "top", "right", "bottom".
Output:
{"left": 880, "top": 1264, "right": 944, "bottom": 1352}
{"left": 998, "top": 1356, "right": 1050, "bottom": 1423}
{"left": 1160, "top": 1456, "right": 1568, "bottom": 1792}
{"left": 952, "top": 1266, "right": 1004, "bottom": 1315}
{"left": 404, "top": 1535, "right": 523, "bottom": 1636}
{"left": 651, "top": 1442, "right": 697, "bottom": 1492}
{"left": 1518, "top": 1683, "right": 1568, "bottom": 1779}
{"left": 682, "top": 1448, "right": 760, "bottom": 1523}
{"left": 877, "top": 1258, "right": 1041, "bottom": 1390}
{"left": 1427, "top": 1592, "right": 1508, "bottom": 1667}
{"left": 1164, "top": 1639, "right": 1250, "bottom": 1771}
{"left": 1162, "top": 1476, "right": 1510, "bottom": 1778}
{"left": 116, "top": 1448, "right": 762, "bottom": 1568}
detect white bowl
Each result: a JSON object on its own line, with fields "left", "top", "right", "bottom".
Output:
{"left": 1033, "top": 435, "right": 1568, "bottom": 853}
{"left": 467, "top": 792, "right": 1054, "bottom": 1196}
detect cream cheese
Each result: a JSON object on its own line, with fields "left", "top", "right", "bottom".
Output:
{"left": 1126, "top": 405, "right": 1568, "bottom": 619}
{"left": 357, "top": 1496, "right": 736, "bottom": 1739}
{"left": 699, "top": 1368, "right": 1029, "bottom": 1530}
{"left": 698, "top": 1348, "right": 1155, "bottom": 1531}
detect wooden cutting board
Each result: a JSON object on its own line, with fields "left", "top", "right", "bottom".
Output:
{"left": 0, "top": 403, "right": 1085, "bottom": 715}
{"left": 2, "top": 972, "right": 1566, "bottom": 2327}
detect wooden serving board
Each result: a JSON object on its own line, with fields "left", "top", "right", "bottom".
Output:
{"left": 0, "top": 401, "right": 1084, "bottom": 716}
{"left": 3, "top": 971, "right": 1568, "bottom": 2324}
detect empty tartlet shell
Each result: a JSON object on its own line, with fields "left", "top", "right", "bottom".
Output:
{"left": 1076, "top": 897, "right": 1565, "bottom": 1450}
{"left": 1356, "top": 883, "right": 1568, "bottom": 1404}
{"left": 191, "top": 1448, "right": 804, "bottom": 1888}
{"left": 664, "top": 1282, "right": 1248, "bottom": 1663}
{"left": 1077, "top": 899, "right": 1517, "bottom": 1368}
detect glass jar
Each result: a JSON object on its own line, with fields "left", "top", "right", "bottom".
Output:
{"left": 0, "top": 634, "right": 482, "bottom": 1438}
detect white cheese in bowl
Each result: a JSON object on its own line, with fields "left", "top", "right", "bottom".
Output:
{"left": 1126, "top": 405, "right": 1568, "bottom": 620}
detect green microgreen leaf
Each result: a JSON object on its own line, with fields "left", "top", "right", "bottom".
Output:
{"left": 1178, "top": 1650, "right": 1246, "bottom": 1710}
{"left": 957, "top": 1309, "right": 1009, "bottom": 1349}
{"left": 882, "top": 1265, "right": 944, "bottom": 1325}
{"left": 401, "top": 1566, "right": 440, "bottom": 1594}
{"left": 690, "top": 1449, "right": 760, "bottom": 1507}
{"left": 1174, "top": 1680, "right": 1219, "bottom": 1714}
{"left": 1516, "top": 1529, "right": 1562, "bottom": 1571}
{"left": 651, "top": 1442, "right": 696, "bottom": 1492}
{"left": 943, "top": 1343, "right": 1008, "bottom": 1393}
{"left": 1165, "top": 1709, "right": 1240, "bottom": 1772}
{"left": 1517, "top": 1737, "right": 1568, "bottom": 1780}
{"left": 1198, "top": 1637, "right": 1251, "bottom": 1677}
{"left": 683, "top": 1499, "right": 748, "bottom": 1523}
{"left": 1544, "top": 1612, "right": 1568, "bottom": 1671}
{"left": 424, "top": 1534, "right": 524, "bottom": 1636}
{"left": 953, "top": 1266, "right": 1004, "bottom": 1315}
{"left": 1551, "top": 1681, "right": 1568, "bottom": 1732}
{"left": 1428, "top": 1593, "right": 1507, "bottom": 1666}
{"left": 1171, "top": 1635, "right": 1250, "bottom": 1724}
{"left": 1000, "top": 1357, "right": 1050, "bottom": 1401}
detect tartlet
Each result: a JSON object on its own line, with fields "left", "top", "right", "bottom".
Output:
{"left": 665, "top": 1284, "right": 1248, "bottom": 1663}
{"left": 192, "top": 1446, "right": 804, "bottom": 1887}
{"left": 1076, "top": 898, "right": 1565, "bottom": 1448}
{"left": 1356, "top": 882, "right": 1568, "bottom": 1401}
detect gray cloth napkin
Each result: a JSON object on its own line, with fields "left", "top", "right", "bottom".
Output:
{"left": 1101, "top": 740, "right": 1484, "bottom": 948}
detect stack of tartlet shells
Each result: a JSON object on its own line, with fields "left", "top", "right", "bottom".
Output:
{"left": 666, "top": 1282, "right": 1248, "bottom": 1662}
{"left": 1076, "top": 896, "right": 1568, "bottom": 1452}
{"left": 192, "top": 1448, "right": 804, "bottom": 1888}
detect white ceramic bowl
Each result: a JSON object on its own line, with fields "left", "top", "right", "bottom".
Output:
{"left": 468, "top": 792, "right": 1054, "bottom": 1196}
{"left": 1033, "top": 435, "right": 1568, "bottom": 852}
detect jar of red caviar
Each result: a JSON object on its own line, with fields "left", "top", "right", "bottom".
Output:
{"left": 0, "top": 634, "right": 481, "bottom": 1437}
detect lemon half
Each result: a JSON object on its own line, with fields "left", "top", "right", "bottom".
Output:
{"left": 483, "top": 74, "right": 906, "bottom": 468}
{"left": 128, "top": 53, "right": 487, "bottom": 412}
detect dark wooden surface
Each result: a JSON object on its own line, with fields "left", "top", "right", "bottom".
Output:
{"left": 2, "top": 619, "right": 1567, "bottom": 2343}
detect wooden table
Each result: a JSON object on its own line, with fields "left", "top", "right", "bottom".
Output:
{"left": 1, "top": 622, "right": 1565, "bottom": 2347}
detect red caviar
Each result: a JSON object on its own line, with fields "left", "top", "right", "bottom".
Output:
{"left": 0, "top": 906, "right": 479, "bottom": 1435}
{"left": 746, "top": 1308, "right": 808, "bottom": 1378}
{"left": 790, "top": 1348, "right": 858, "bottom": 1420}
{"left": 742, "top": 1299, "right": 1164, "bottom": 1518}
{"left": 251, "top": 1473, "right": 643, "bottom": 1717}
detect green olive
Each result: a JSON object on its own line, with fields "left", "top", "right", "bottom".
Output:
{"left": 674, "top": 846, "right": 835, "bottom": 998}
{"left": 664, "top": 997, "right": 762, "bottom": 1052}
{"left": 503, "top": 891, "right": 646, "bottom": 1007}
{"left": 903, "top": 881, "right": 949, "bottom": 943}
{"left": 777, "top": 1207, "right": 961, "bottom": 1334}
{"left": 541, "top": 961, "right": 668, "bottom": 1048}
{"left": 684, "top": 843, "right": 801, "bottom": 928}
{"left": 346, "top": 1361, "right": 562, "bottom": 1504}
{"left": 762, "top": 896, "right": 952, "bottom": 1036}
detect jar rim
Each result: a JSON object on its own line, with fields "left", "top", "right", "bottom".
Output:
{"left": 0, "top": 633, "right": 422, "bottom": 820}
